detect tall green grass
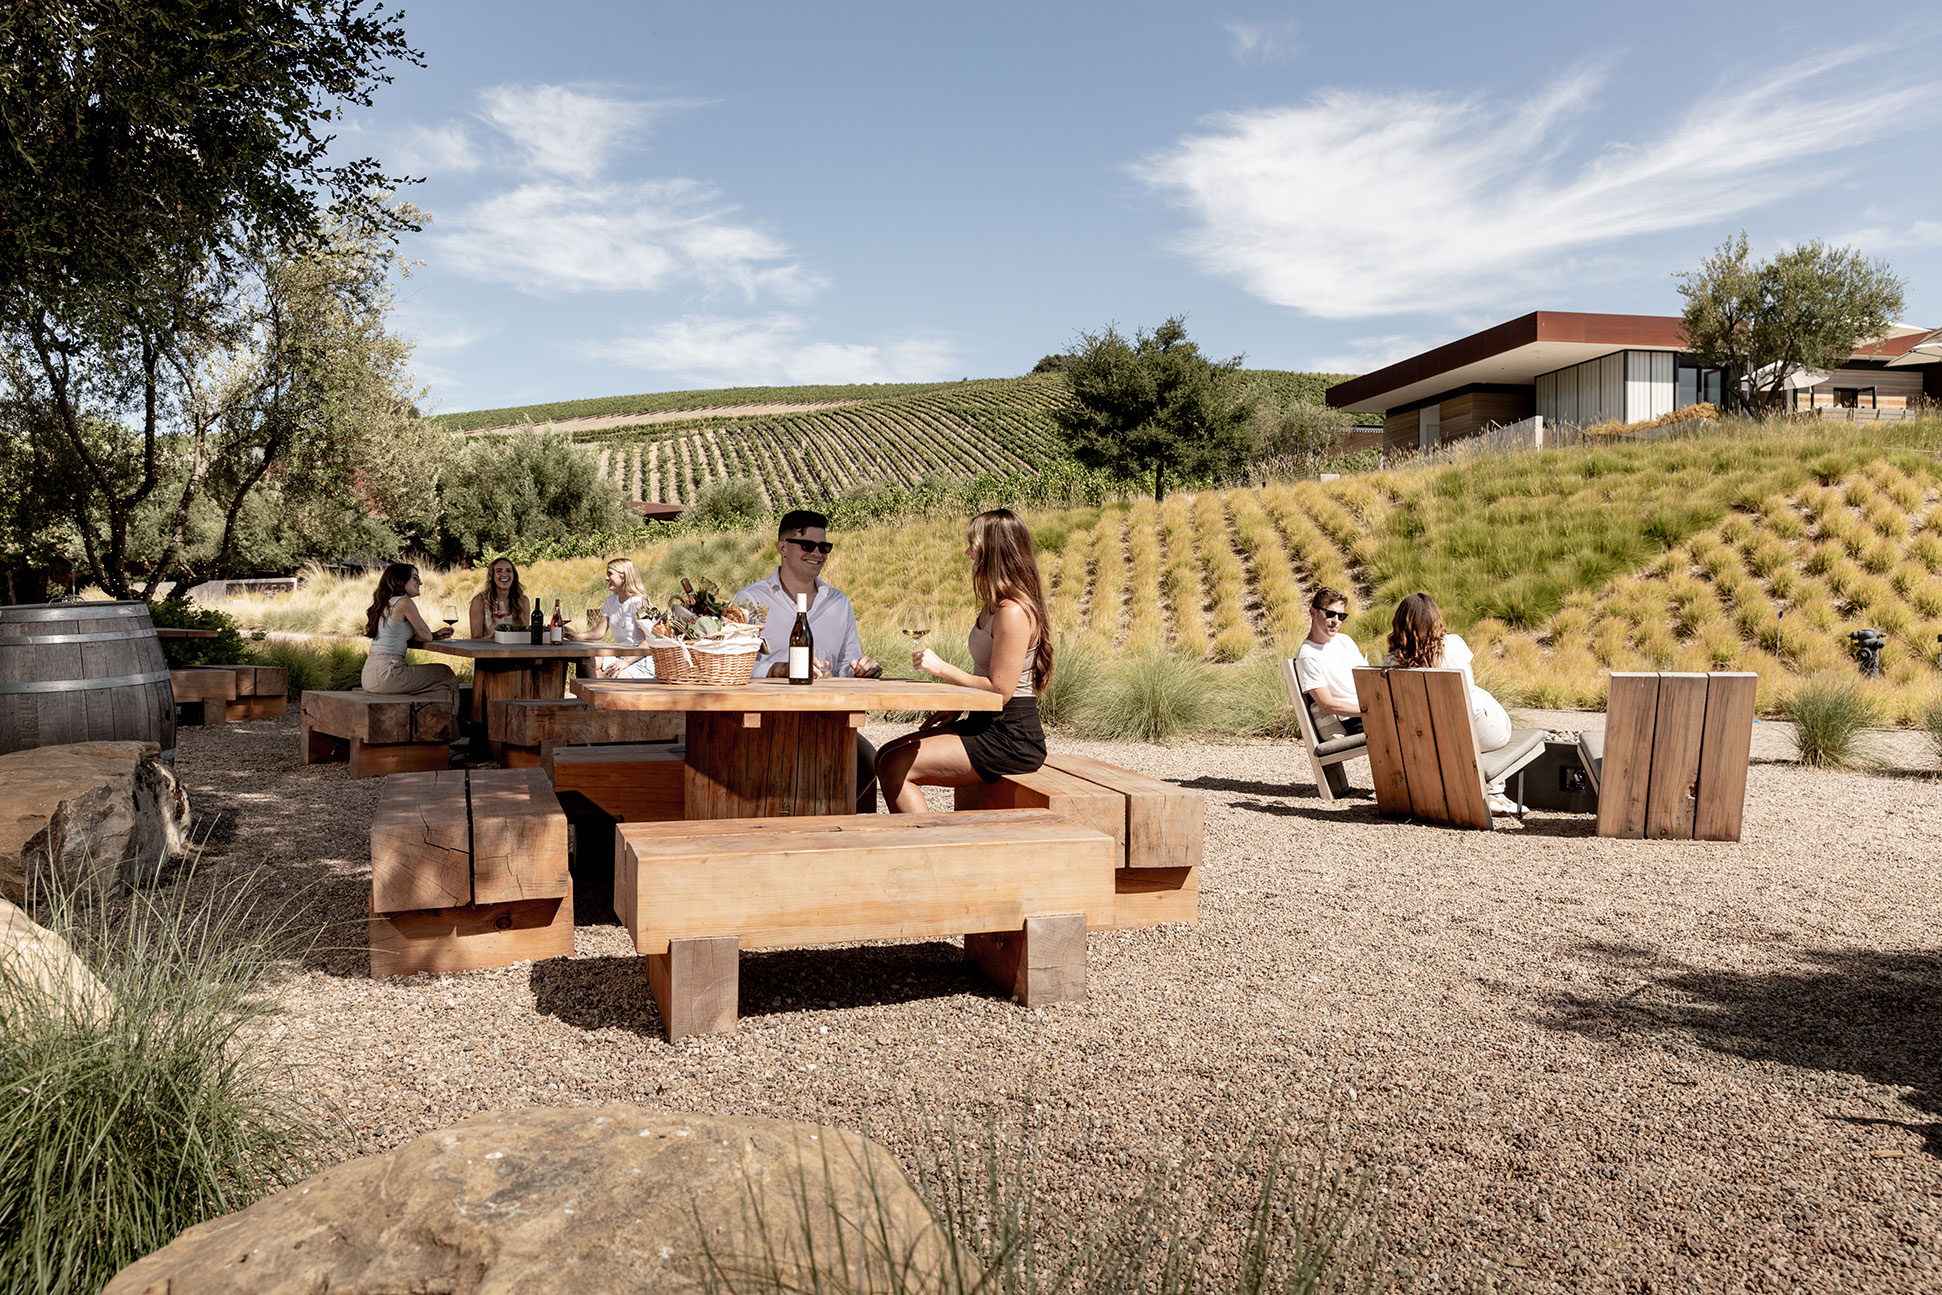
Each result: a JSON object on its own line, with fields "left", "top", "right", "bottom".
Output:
{"left": 0, "top": 873, "right": 340, "bottom": 1295}
{"left": 1786, "top": 674, "right": 1880, "bottom": 769}
{"left": 698, "top": 1117, "right": 1408, "bottom": 1295}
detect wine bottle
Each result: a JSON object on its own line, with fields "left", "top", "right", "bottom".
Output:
{"left": 530, "top": 602, "right": 544, "bottom": 645}
{"left": 788, "top": 592, "right": 813, "bottom": 685}
{"left": 550, "top": 599, "right": 563, "bottom": 645}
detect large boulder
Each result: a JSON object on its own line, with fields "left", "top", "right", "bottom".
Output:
{"left": 0, "top": 741, "right": 189, "bottom": 906}
{"left": 0, "top": 896, "right": 113, "bottom": 1028}
{"left": 104, "top": 1105, "right": 959, "bottom": 1295}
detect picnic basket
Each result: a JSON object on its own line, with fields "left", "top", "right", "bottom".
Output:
{"left": 647, "top": 637, "right": 761, "bottom": 686}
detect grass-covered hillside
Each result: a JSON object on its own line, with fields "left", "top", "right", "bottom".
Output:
{"left": 216, "top": 416, "right": 1942, "bottom": 731}
{"left": 426, "top": 371, "right": 1367, "bottom": 509}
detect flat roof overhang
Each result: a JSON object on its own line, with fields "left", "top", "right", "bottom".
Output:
{"left": 1327, "top": 312, "right": 1688, "bottom": 412}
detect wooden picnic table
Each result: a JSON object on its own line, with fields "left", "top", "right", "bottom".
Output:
{"left": 155, "top": 627, "right": 220, "bottom": 640}
{"left": 576, "top": 676, "right": 1000, "bottom": 819}
{"left": 413, "top": 638, "right": 654, "bottom": 744}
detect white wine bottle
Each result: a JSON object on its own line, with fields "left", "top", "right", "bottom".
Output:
{"left": 788, "top": 592, "right": 813, "bottom": 685}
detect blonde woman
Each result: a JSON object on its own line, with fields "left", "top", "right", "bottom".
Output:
{"left": 467, "top": 557, "right": 530, "bottom": 638}
{"left": 877, "top": 509, "right": 1054, "bottom": 814}
{"left": 568, "top": 557, "right": 655, "bottom": 679}
{"left": 361, "top": 563, "right": 459, "bottom": 714}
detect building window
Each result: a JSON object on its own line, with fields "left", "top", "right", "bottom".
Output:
{"left": 1676, "top": 362, "right": 1723, "bottom": 409}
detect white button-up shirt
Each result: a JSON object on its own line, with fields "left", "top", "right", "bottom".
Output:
{"left": 734, "top": 570, "right": 867, "bottom": 677}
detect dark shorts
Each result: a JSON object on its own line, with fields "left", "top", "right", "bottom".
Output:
{"left": 948, "top": 695, "right": 1047, "bottom": 783}
{"left": 1341, "top": 717, "right": 1364, "bottom": 736}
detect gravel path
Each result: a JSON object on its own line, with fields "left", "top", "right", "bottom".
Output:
{"left": 171, "top": 714, "right": 1942, "bottom": 1294}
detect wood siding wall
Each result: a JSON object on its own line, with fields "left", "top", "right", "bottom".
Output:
{"left": 1437, "top": 390, "right": 1535, "bottom": 443}
{"left": 1383, "top": 409, "right": 1419, "bottom": 457}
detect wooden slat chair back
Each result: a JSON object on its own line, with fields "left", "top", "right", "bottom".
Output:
{"left": 1583, "top": 671, "right": 1756, "bottom": 842}
{"left": 1352, "top": 667, "right": 1549, "bottom": 831}
{"left": 1278, "top": 658, "right": 1368, "bottom": 803}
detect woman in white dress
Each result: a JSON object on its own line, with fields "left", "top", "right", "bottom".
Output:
{"left": 1382, "top": 591, "right": 1517, "bottom": 812}
{"left": 568, "top": 557, "right": 655, "bottom": 679}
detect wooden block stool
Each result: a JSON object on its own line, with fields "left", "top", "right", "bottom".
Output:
{"left": 369, "top": 767, "right": 572, "bottom": 977}
{"left": 615, "top": 809, "right": 1115, "bottom": 1040}
{"left": 171, "top": 668, "right": 236, "bottom": 725}
{"left": 301, "top": 689, "right": 455, "bottom": 778}
{"left": 493, "top": 697, "right": 684, "bottom": 768}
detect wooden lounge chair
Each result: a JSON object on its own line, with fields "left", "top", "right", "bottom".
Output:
{"left": 1278, "top": 658, "right": 1368, "bottom": 803}
{"left": 1351, "top": 666, "right": 1548, "bottom": 830}
{"left": 1577, "top": 671, "right": 1756, "bottom": 841}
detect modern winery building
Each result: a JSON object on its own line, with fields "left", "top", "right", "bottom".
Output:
{"left": 1324, "top": 311, "right": 1942, "bottom": 457}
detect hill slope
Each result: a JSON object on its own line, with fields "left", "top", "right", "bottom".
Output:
{"left": 431, "top": 371, "right": 1363, "bottom": 507}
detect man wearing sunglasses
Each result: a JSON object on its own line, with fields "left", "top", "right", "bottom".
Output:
{"left": 737, "top": 509, "right": 882, "bottom": 681}
{"left": 737, "top": 509, "right": 883, "bottom": 809}
{"left": 1292, "top": 587, "right": 1366, "bottom": 737}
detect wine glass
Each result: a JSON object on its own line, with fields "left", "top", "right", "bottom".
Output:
{"left": 441, "top": 604, "right": 459, "bottom": 634}
{"left": 901, "top": 607, "right": 931, "bottom": 644}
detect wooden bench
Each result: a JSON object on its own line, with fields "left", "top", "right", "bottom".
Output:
{"left": 545, "top": 742, "right": 685, "bottom": 823}
{"left": 955, "top": 754, "right": 1203, "bottom": 927}
{"left": 1279, "top": 658, "right": 1368, "bottom": 804}
{"left": 615, "top": 809, "right": 1117, "bottom": 1040}
{"left": 491, "top": 697, "right": 683, "bottom": 767}
{"left": 369, "top": 768, "right": 571, "bottom": 977}
{"left": 1578, "top": 671, "right": 1756, "bottom": 841}
{"left": 300, "top": 689, "right": 455, "bottom": 778}
{"left": 172, "top": 665, "right": 287, "bottom": 723}
{"left": 1352, "top": 666, "right": 1548, "bottom": 830}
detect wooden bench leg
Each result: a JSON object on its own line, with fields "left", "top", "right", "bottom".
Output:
{"left": 647, "top": 935, "right": 739, "bottom": 1042}
{"left": 348, "top": 738, "right": 449, "bottom": 779}
{"left": 1321, "top": 760, "right": 1351, "bottom": 802}
{"left": 965, "top": 913, "right": 1087, "bottom": 1007}
{"left": 302, "top": 723, "right": 347, "bottom": 765}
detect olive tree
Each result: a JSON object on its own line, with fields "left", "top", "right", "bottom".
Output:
{"left": 1676, "top": 231, "right": 1905, "bottom": 412}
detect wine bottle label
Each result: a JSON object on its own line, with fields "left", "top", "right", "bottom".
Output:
{"left": 789, "top": 646, "right": 811, "bottom": 678}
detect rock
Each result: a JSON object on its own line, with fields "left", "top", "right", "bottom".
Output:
{"left": 104, "top": 1105, "right": 959, "bottom": 1295}
{"left": 0, "top": 741, "right": 189, "bottom": 906}
{"left": 0, "top": 896, "right": 113, "bottom": 1028}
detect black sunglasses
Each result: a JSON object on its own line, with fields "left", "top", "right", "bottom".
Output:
{"left": 783, "top": 537, "right": 835, "bottom": 554}
{"left": 1320, "top": 609, "right": 1347, "bottom": 622}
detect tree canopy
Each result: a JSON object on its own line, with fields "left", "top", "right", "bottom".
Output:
{"left": 1053, "top": 317, "right": 1253, "bottom": 501}
{"left": 1676, "top": 231, "right": 1905, "bottom": 411}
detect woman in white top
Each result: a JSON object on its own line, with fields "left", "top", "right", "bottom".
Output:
{"left": 360, "top": 563, "right": 459, "bottom": 714}
{"left": 567, "top": 557, "right": 655, "bottom": 679}
{"left": 1382, "top": 592, "right": 1516, "bottom": 807}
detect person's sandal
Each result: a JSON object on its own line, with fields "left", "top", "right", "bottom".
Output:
{"left": 1486, "top": 791, "right": 1520, "bottom": 816}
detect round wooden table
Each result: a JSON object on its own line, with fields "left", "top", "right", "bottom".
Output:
{"left": 576, "top": 676, "right": 1001, "bottom": 819}
{"left": 413, "top": 638, "right": 655, "bottom": 745}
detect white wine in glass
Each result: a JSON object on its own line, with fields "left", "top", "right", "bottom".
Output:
{"left": 900, "top": 608, "right": 931, "bottom": 643}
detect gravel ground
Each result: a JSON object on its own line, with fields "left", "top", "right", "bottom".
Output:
{"left": 170, "top": 712, "right": 1942, "bottom": 1294}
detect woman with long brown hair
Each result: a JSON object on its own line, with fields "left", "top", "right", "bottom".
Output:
{"left": 1383, "top": 591, "right": 1516, "bottom": 810}
{"left": 877, "top": 509, "right": 1054, "bottom": 813}
{"left": 467, "top": 557, "right": 530, "bottom": 638}
{"left": 362, "top": 563, "right": 460, "bottom": 713}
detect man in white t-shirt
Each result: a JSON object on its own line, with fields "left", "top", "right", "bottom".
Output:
{"left": 1291, "top": 587, "right": 1367, "bottom": 738}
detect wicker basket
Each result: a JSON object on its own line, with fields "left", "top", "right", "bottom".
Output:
{"left": 647, "top": 640, "right": 761, "bottom": 686}
{"left": 688, "top": 643, "right": 761, "bottom": 686}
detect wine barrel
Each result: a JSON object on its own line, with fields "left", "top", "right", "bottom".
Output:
{"left": 0, "top": 601, "right": 176, "bottom": 759}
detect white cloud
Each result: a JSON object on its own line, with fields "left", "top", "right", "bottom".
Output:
{"left": 1833, "top": 219, "right": 1942, "bottom": 252}
{"left": 589, "top": 314, "right": 958, "bottom": 385}
{"left": 1308, "top": 334, "right": 1441, "bottom": 373}
{"left": 391, "top": 122, "right": 482, "bottom": 177}
{"left": 1224, "top": 19, "right": 1298, "bottom": 63}
{"left": 1136, "top": 48, "right": 1937, "bottom": 318}
{"left": 430, "top": 178, "right": 823, "bottom": 298}
{"left": 475, "top": 84, "right": 686, "bottom": 181}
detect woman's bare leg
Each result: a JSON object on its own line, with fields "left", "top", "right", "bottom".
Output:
{"left": 878, "top": 731, "right": 981, "bottom": 812}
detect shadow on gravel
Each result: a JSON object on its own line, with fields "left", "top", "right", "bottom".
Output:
{"left": 1542, "top": 940, "right": 1942, "bottom": 1154}
{"left": 531, "top": 940, "right": 993, "bottom": 1038}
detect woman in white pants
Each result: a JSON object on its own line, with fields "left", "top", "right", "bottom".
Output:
{"left": 1382, "top": 592, "right": 1516, "bottom": 810}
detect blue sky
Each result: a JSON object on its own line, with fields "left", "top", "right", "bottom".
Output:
{"left": 350, "top": 1, "right": 1942, "bottom": 414}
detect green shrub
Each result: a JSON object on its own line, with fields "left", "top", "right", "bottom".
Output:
{"left": 1070, "top": 647, "right": 1217, "bottom": 743}
{"left": 0, "top": 874, "right": 341, "bottom": 1294}
{"left": 1786, "top": 674, "right": 1879, "bottom": 768}
{"left": 689, "top": 478, "right": 767, "bottom": 530}
{"left": 436, "top": 430, "right": 634, "bottom": 562}
{"left": 145, "top": 591, "right": 250, "bottom": 667}
{"left": 247, "top": 638, "right": 367, "bottom": 696}
{"left": 1034, "top": 638, "right": 1099, "bottom": 730}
